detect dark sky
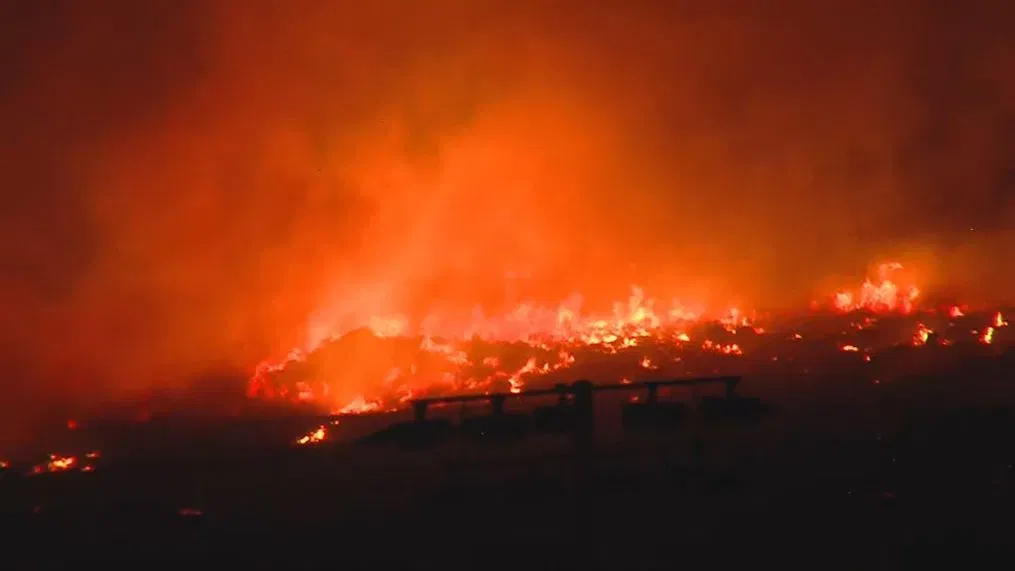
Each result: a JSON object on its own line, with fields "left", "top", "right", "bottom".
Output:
{"left": 1, "top": 0, "right": 1014, "bottom": 437}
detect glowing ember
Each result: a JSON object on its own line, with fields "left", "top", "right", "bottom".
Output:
{"left": 702, "top": 340, "right": 743, "bottom": 355}
{"left": 30, "top": 454, "right": 86, "bottom": 474}
{"left": 47, "top": 455, "right": 75, "bottom": 471}
{"left": 295, "top": 426, "right": 327, "bottom": 445}
{"left": 994, "top": 312, "right": 1009, "bottom": 328}
{"left": 913, "top": 323, "right": 934, "bottom": 346}
{"left": 840, "top": 344, "right": 860, "bottom": 352}
{"left": 981, "top": 327, "right": 995, "bottom": 345}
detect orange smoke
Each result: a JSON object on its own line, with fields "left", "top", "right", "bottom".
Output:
{"left": 2, "top": 2, "right": 1015, "bottom": 446}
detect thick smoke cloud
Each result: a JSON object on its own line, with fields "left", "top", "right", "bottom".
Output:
{"left": 1, "top": 0, "right": 1013, "bottom": 439}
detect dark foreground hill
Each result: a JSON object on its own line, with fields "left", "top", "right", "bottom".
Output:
{"left": 2, "top": 366, "right": 1014, "bottom": 570}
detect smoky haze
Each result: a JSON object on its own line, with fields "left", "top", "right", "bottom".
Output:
{"left": 1, "top": 0, "right": 1013, "bottom": 440}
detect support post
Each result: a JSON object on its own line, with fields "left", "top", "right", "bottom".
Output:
{"left": 413, "top": 401, "right": 429, "bottom": 422}
{"left": 571, "top": 380, "right": 595, "bottom": 451}
{"left": 645, "top": 382, "right": 659, "bottom": 405}
{"left": 554, "top": 383, "right": 569, "bottom": 406}
{"left": 724, "top": 378, "right": 738, "bottom": 400}
{"left": 490, "top": 395, "right": 506, "bottom": 416}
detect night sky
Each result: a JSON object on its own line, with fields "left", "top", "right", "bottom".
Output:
{"left": 1, "top": 0, "right": 1013, "bottom": 437}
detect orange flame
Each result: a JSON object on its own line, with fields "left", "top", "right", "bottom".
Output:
{"left": 295, "top": 426, "right": 327, "bottom": 445}
{"left": 913, "top": 323, "right": 934, "bottom": 346}
{"left": 248, "top": 261, "right": 997, "bottom": 413}
{"left": 832, "top": 263, "right": 919, "bottom": 314}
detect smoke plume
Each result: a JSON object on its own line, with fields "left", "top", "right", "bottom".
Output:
{"left": 1, "top": 0, "right": 1013, "bottom": 440}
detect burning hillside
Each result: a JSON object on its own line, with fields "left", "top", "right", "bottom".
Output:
{"left": 249, "top": 263, "right": 1011, "bottom": 415}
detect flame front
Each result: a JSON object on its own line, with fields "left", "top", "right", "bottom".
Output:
{"left": 250, "top": 262, "right": 1008, "bottom": 415}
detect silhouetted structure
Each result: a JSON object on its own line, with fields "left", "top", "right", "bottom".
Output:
{"left": 374, "top": 376, "right": 745, "bottom": 449}
{"left": 698, "top": 395, "right": 769, "bottom": 424}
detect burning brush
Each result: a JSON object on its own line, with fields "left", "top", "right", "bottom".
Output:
{"left": 249, "top": 262, "right": 1011, "bottom": 417}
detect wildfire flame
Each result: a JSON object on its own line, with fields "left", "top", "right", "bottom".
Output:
{"left": 913, "top": 323, "right": 934, "bottom": 346}
{"left": 295, "top": 426, "right": 327, "bottom": 445}
{"left": 28, "top": 453, "right": 97, "bottom": 475}
{"left": 250, "top": 262, "right": 1004, "bottom": 416}
{"left": 980, "top": 312, "right": 1008, "bottom": 345}
{"left": 832, "top": 263, "right": 919, "bottom": 314}
{"left": 981, "top": 327, "right": 995, "bottom": 345}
